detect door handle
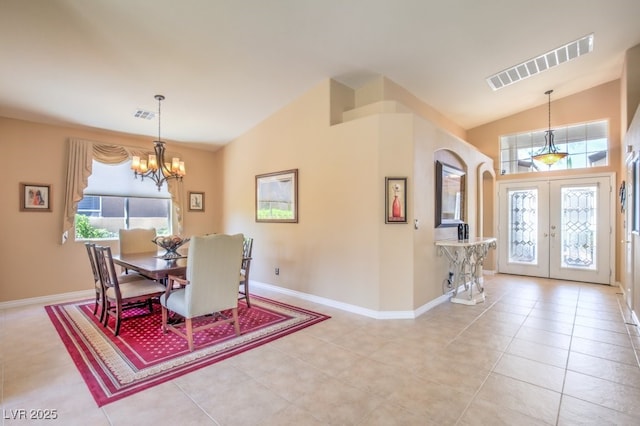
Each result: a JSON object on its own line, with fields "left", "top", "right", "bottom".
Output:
{"left": 550, "top": 233, "right": 556, "bottom": 237}
{"left": 544, "top": 233, "right": 549, "bottom": 237}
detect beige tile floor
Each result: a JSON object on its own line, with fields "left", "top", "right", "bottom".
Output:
{"left": 1, "top": 274, "right": 640, "bottom": 425}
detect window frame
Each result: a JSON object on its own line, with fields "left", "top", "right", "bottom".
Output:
{"left": 499, "top": 120, "right": 609, "bottom": 175}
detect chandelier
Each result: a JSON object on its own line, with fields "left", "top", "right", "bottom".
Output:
{"left": 131, "top": 95, "right": 185, "bottom": 190}
{"left": 532, "top": 89, "right": 568, "bottom": 166}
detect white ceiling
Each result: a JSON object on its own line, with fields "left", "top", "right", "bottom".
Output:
{"left": 2, "top": 0, "right": 640, "bottom": 150}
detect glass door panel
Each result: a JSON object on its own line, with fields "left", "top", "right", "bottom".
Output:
{"left": 549, "top": 177, "right": 611, "bottom": 284}
{"left": 498, "top": 181, "right": 549, "bottom": 278}
{"left": 560, "top": 186, "right": 597, "bottom": 270}
{"left": 508, "top": 189, "right": 538, "bottom": 264}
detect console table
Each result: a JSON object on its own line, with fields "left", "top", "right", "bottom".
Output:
{"left": 435, "top": 237, "right": 497, "bottom": 305}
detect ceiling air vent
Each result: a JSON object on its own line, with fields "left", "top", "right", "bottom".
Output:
{"left": 486, "top": 34, "right": 594, "bottom": 91}
{"left": 133, "top": 109, "right": 155, "bottom": 120}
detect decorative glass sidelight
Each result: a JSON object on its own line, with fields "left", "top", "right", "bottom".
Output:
{"left": 560, "top": 186, "right": 597, "bottom": 270}
{"left": 508, "top": 189, "right": 538, "bottom": 264}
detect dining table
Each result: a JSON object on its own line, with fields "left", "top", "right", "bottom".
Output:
{"left": 112, "top": 251, "right": 188, "bottom": 283}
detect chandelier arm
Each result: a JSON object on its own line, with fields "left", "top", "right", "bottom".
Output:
{"left": 131, "top": 95, "right": 185, "bottom": 190}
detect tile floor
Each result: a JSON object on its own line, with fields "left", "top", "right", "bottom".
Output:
{"left": 1, "top": 274, "right": 640, "bottom": 425}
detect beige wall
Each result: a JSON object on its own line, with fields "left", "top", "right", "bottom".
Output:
{"left": 467, "top": 80, "right": 624, "bottom": 280}
{"left": 218, "top": 78, "right": 491, "bottom": 313}
{"left": 621, "top": 44, "right": 640, "bottom": 317}
{"left": 467, "top": 80, "right": 621, "bottom": 178}
{"left": 1, "top": 117, "right": 219, "bottom": 302}
{"left": 2, "top": 76, "right": 492, "bottom": 315}
{"left": 355, "top": 76, "right": 467, "bottom": 141}
{"left": 467, "top": 80, "right": 623, "bottom": 281}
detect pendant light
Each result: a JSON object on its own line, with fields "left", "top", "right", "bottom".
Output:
{"left": 532, "top": 89, "right": 568, "bottom": 166}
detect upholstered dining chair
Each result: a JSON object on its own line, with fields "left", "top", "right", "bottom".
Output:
{"left": 118, "top": 228, "right": 157, "bottom": 276}
{"left": 118, "top": 228, "right": 158, "bottom": 254}
{"left": 239, "top": 237, "right": 253, "bottom": 307}
{"left": 85, "top": 242, "right": 144, "bottom": 323}
{"left": 94, "top": 245, "right": 165, "bottom": 336}
{"left": 160, "top": 233, "right": 244, "bottom": 351}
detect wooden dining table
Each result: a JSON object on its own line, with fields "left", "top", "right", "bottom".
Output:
{"left": 112, "top": 252, "right": 188, "bottom": 282}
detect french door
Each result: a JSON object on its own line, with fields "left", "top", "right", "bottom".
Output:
{"left": 497, "top": 174, "right": 613, "bottom": 284}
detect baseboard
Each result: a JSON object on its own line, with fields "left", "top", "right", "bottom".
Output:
{"left": 251, "top": 280, "right": 449, "bottom": 319}
{"left": 615, "top": 281, "right": 639, "bottom": 327}
{"left": 0, "top": 289, "right": 94, "bottom": 310}
{"left": 1, "top": 283, "right": 453, "bottom": 320}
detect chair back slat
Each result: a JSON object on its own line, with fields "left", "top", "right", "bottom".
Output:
{"left": 94, "top": 246, "right": 122, "bottom": 299}
{"left": 85, "top": 242, "right": 100, "bottom": 284}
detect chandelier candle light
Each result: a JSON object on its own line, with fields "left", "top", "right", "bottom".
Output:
{"left": 131, "top": 95, "right": 186, "bottom": 190}
{"left": 532, "top": 89, "right": 568, "bottom": 166}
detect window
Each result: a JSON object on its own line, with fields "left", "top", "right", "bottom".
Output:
{"left": 499, "top": 120, "right": 608, "bottom": 175}
{"left": 75, "top": 160, "right": 172, "bottom": 240}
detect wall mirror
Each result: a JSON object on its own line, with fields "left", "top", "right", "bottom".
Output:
{"left": 435, "top": 161, "right": 465, "bottom": 227}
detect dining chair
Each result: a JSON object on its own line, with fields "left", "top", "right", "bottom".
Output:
{"left": 239, "top": 237, "right": 253, "bottom": 307}
{"left": 119, "top": 227, "right": 157, "bottom": 253}
{"left": 94, "top": 245, "right": 166, "bottom": 336}
{"left": 160, "top": 233, "right": 244, "bottom": 351}
{"left": 118, "top": 228, "right": 157, "bottom": 275}
{"left": 85, "top": 242, "right": 144, "bottom": 323}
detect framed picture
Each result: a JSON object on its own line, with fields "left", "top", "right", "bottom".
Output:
{"left": 435, "top": 161, "right": 465, "bottom": 227}
{"left": 20, "top": 183, "right": 52, "bottom": 212}
{"left": 188, "top": 191, "right": 205, "bottom": 212}
{"left": 385, "top": 177, "right": 407, "bottom": 223}
{"left": 256, "top": 169, "right": 298, "bottom": 223}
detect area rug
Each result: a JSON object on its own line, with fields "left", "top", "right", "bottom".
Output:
{"left": 45, "top": 295, "right": 330, "bottom": 406}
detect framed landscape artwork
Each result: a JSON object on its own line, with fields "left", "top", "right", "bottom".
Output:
{"left": 20, "top": 183, "right": 52, "bottom": 212}
{"left": 255, "top": 169, "right": 298, "bottom": 223}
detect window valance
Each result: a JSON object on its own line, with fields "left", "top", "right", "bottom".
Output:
{"left": 61, "top": 138, "right": 184, "bottom": 244}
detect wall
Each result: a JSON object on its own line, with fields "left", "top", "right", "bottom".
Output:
{"left": 220, "top": 80, "right": 390, "bottom": 311}
{"left": 2, "top": 77, "right": 491, "bottom": 314}
{"left": 1, "top": 117, "right": 219, "bottom": 302}
{"left": 621, "top": 44, "right": 640, "bottom": 319}
{"left": 219, "top": 78, "right": 492, "bottom": 313}
{"left": 467, "top": 80, "right": 623, "bottom": 281}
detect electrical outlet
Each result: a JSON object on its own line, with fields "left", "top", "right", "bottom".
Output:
{"left": 275, "top": 267, "right": 279, "bottom": 275}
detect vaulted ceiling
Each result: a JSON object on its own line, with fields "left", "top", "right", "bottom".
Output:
{"left": 2, "top": 0, "right": 640, "bottom": 149}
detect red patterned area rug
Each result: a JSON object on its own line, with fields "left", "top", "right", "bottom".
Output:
{"left": 45, "top": 295, "right": 330, "bottom": 406}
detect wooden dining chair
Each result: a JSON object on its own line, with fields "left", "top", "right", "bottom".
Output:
{"left": 85, "top": 242, "right": 144, "bottom": 323}
{"left": 94, "top": 245, "right": 165, "bottom": 336}
{"left": 160, "top": 234, "right": 244, "bottom": 351}
{"left": 239, "top": 237, "right": 253, "bottom": 307}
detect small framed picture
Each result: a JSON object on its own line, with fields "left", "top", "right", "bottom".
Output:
{"left": 188, "top": 191, "right": 205, "bottom": 212}
{"left": 20, "top": 183, "right": 52, "bottom": 212}
{"left": 385, "top": 177, "right": 407, "bottom": 224}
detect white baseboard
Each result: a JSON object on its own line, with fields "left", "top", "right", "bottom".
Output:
{"left": 615, "top": 281, "right": 639, "bottom": 327}
{"left": 251, "top": 280, "right": 450, "bottom": 319}
{"left": 0, "top": 290, "right": 94, "bottom": 310}
{"left": 1, "top": 282, "right": 453, "bottom": 320}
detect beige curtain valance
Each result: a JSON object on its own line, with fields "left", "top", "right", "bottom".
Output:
{"left": 61, "top": 138, "right": 184, "bottom": 244}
